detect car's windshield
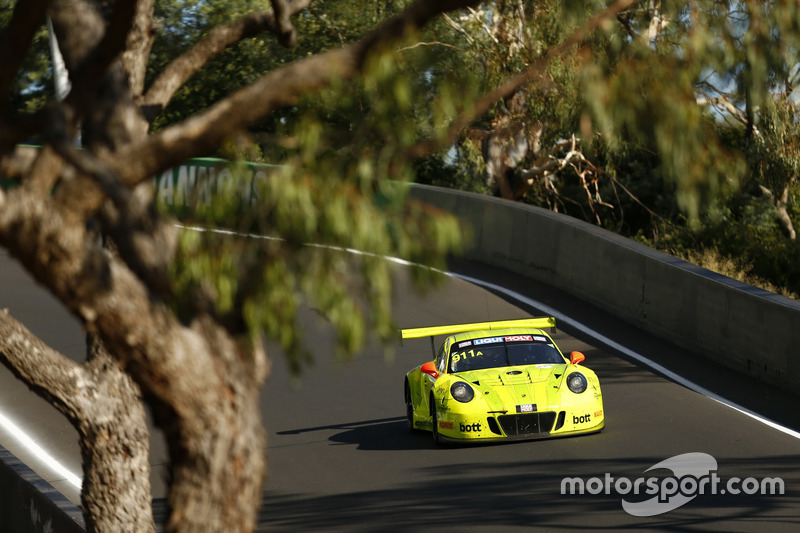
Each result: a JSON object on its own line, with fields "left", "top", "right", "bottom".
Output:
{"left": 449, "top": 336, "right": 564, "bottom": 373}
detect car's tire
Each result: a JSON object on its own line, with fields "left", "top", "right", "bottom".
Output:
{"left": 404, "top": 381, "right": 415, "bottom": 432}
{"left": 430, "top": 395, "right": 441, "bottom": 445}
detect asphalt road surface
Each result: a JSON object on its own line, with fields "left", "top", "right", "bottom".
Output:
{"left": 2, "top": 250, "right": 799, "bottom": 532}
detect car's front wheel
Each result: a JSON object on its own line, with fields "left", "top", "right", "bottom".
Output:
{"left": 430, "top": 394, "right": 441, "bottom": 445}
{"left": 404, "top": 381, "right": 415, "bottom": 432}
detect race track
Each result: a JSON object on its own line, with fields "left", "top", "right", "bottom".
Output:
{"left": 2, "top": 250, "right": 799, "bottom": 531}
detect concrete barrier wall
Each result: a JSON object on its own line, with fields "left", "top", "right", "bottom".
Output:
{"left": 0, "top": 445, "right": 84, "bottom": 533}
{"left": 410, "top": 184, "right": 800, "bottom": 395}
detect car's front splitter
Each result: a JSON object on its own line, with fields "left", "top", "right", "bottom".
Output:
{"left": 434, "top": 420, "right": 605, "bottom": 444}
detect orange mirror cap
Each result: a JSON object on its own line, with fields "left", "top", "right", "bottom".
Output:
{"left": 570, "top": 351, "right": 586, "bottom": 365}
{"left": 420, "top": 361, "right": 439, "bottom": 379}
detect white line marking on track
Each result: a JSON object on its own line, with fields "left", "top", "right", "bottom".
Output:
{"left": 452, "top": 271, "right": 800, "bottom": 441}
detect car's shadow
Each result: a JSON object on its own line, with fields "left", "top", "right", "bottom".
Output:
{"left": 276, "top": 416, "right": 436, "bottom": 450}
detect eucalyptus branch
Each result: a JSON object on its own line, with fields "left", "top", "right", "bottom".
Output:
{"left": 696, "top": 94, "right": 749, "bottom": 126}
{"left": 442, "top": 13, "right": 474, "bottom": 45}
{"left": 46, "top": 112, "right": 175, "bottom": 294}
{"left": 0, "top": 144, "right": 39, "bottom": 182}
{"left": 0, "top": 309, "right": 85, "bottom": 424}
{"left": 46, "top": 106, "right": 130, "bottom": 209}
{"left": 406, "top": 0, "right": 637, "bottom": 160}
{"left": 141, "top": 1, "right": 312, "bottom": 117}
{"left": 466, "top": 6, "right": 499, "bottom": 44}
{"left": 270, "top": 0, "right": 298, "bottom": 46}
{"left": 119, "top": 0, "right": 483, "bottom": 187}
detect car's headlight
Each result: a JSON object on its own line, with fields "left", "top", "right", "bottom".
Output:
{"left": 566, "top": 372, "right": 588, "bottom": 394}
{"left": 450, "top": 381, "right": 475, "bottom": 403}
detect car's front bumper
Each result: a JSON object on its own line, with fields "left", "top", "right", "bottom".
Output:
{"left": 434, "top": 405, "right": 605, "bottom": 443}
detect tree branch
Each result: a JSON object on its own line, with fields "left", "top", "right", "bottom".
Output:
{"left": 270, "top": 0, "right": 299, "bottom": 46}
{"left": 0, "top": 309, "right": 85, "bottom": 423}
{"left": 122, "top": 0, "right": 157, "bottom": 96}
{"left": 646, "top": 0, "right": 669, "bottom": 43}
{"left": 758, "top": 184, "right": 797, "bottom": 239}
{"left": 442, "top": 13, "right": 474, "bottom": 45}
{"left": 406, "top": 0, "right": 637, "bottom": 160}
{"left": 46, "top": 0, "right": 107, "bottom": 72}
{"left": 696, "top": 94, "right": 749, "bottom": 126}
{"left": 48, "top": 0, "right": 148, "bottom": 144}
{"left": 46, "top": 107, "right": 129, "bottom": 206}
{"left": 0, "top": 145, "right": 39, "bottom": 182}
{"left": 141, "top": 0, "right": 312, "bottom": 117}
{"left": 45, "top": 115, "right": 177, "bottom": 295}
{"left": 117, "top": 0, "right": 483, "bottom": 185}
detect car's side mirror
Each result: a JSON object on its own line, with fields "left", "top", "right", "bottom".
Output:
{"left": 570, "top": 351, "right": 586, "bottom": 365}
{"left": 420, "top": 361, "right": 439, "bottom": 379}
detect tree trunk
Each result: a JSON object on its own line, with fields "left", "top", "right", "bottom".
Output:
{"left": 758, "top": 184, "right": 797, "bottom": 240}
{"left": 79, "top": 335, "right": 155, "bottom": 533}
{"left": 143, "top": 325, "right": 269, "bottom": 533}
{"left": 0, "top": 311, "right": 155, "bottom": 532}
{"left": 165, "top": 392, "right": 266, "bottom": 533}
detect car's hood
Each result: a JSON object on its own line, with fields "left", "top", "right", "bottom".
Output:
{"left": 454, "top": 364, "right": 570, "bottom": 411}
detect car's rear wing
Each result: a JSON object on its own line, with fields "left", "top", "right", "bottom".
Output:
{"left": 400, "top": 317, "right": 556, "bottom": 354}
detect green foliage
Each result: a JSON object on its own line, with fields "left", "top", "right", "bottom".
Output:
{"left": 1, "top": 1, "right": 54, "bottom": 117}
{"left": 168, "top": 46, "right": 466, "bottom": 370}
{"left": 581, "top": 4, "right": 742, "bottom": 223}
{"left": 678, "top": 247, "right": 798, "bottom": 298}
{"left": 149, "top": 0, "right": 408, "bottom": 134}
{"left": 10, "top": 0, "right": 800, "bottom": 355}
{"left": 655, "top": 191, "right": 800, "bottom": 297}
{"left": 413, "top": 1, "right": 800, "bottom": 297}
{"left": 4, "top": 0, "right": 471, "bottom": 368}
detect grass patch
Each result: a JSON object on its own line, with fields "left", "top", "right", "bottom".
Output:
{"left": 678, "top": 248, "right": 798, "bottom": 299}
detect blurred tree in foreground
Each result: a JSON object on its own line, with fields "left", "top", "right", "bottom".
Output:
{"left": 0, "top": 1, "right": 477, "bottom": 531}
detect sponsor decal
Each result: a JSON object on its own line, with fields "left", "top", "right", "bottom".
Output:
{"left": 458, "top": 340, "right": 473, "bottom": 348}
{"left": 438, "top": 421, "right": 454, "bottom": 430}
{"left": 474, "top": 337, "right": 504, "bottom": 345}
{"left": 573, "top": 413, "right": 592, "bottom": 424}
{"left": 517, "top": 404, "right": 536, "bottom": 413}
{"left": 533, "top": 335, "right": 548, "bottom": 342}
{"left": 474, "top": 335, "right": 539, "bottom": 344}
{"left": 155, "top": 162, "right": 273, "bottom": 209}
{"left": 459, "top": 422, "right": 483, "bottom": 432}
{"left": 594, "top": 410, "right": 603, "bottom": 418}
{"left": 535, "top": 364, "right": 554, "bottom": 368}
{"left": 504, "top": 335, "right": 533, "bottom": 342}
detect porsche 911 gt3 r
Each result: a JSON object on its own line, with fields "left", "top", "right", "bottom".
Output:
{"left": 402, "top": 317, "right": 604, "bottom": 444}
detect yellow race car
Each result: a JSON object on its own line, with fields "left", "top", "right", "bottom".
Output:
{"left": 402, "top": 317, "right": 604, "bottom": 444}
